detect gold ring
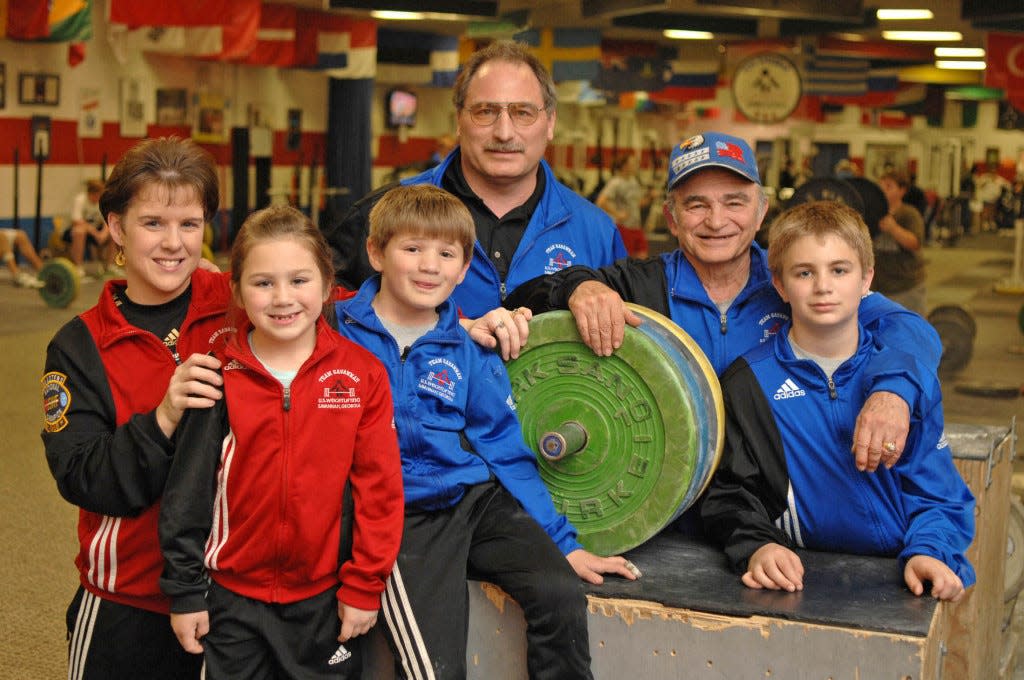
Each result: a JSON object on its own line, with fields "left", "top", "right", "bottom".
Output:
{"left": 883, "top": 441, "right": 897, "bottom": 453}
{"left": 513, "top": 307, "right": 526, "bottom": 316}
{"left": 495, "top": 320, "right": 505, "bottom": 330}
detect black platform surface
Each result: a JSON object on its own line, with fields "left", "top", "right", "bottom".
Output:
{"left": 586, "top": 531, "right": 939, "bottom": 637}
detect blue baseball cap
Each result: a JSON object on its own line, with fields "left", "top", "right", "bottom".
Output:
{"left": 667, "top": 132, "right": 761, "bottom": 191}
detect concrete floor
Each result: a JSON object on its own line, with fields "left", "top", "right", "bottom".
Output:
{"left": 1, "top": 232, "right": 1023, "bottom": 678}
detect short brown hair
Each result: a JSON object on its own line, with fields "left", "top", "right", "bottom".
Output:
{"left": 878, "top": 170, "right": 909, "bottom": 190}
{"left": 767, "top": 201, "right": 874, "bottom": 275}
{"left": 368, "top": 185, "right": 475, "bottom": 263}
{"left": 452, "top": 40, "right": 557, "bottom": 113}
{"left": 100, "top": 137, "right": 219, "bottom": 224}
{"left": 231, "top": 205, "right": 334, "bottom": 294}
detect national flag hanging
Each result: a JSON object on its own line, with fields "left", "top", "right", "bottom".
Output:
{"left": 295, "top": 10, "right": 376, "bottom": 79}
{"left": 107, "top": 0, "right": 259, "bottom": 62}
{"left": 1, "top": 0, "right": 49, "bottom": 39}
{"left": 237, "top": 3, "right": 297, "bottom": 67}
{"left": 376, "top": 29, "right": 459, "bottom": 87}
{"left": 595, "top": 40, "right": 673, "bottom": 93}
{"left": 649, "top": 58, "right": 719, "bottom": 104}
{"left": 803, "top": 54, "right": 869, "bottom": 97}
{"left": 515, "top": 28, "right": 602, "bottom": 83}
{"left": 47, "top": 0, "right": 92, "bottom": 42}
{"left": 986, "top": 32, "right": 1024, "bottom": 111}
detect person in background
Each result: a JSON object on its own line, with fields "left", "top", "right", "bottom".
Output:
{"left": 324, "top": 39, "right": 626, "bottom": 320}
{"left": 66, "top": 179, "right": 117, "bottom": 279}
{"left": 0, "top": 227, "right": 45, "bottom": 288}
{"left": 876, "top": 170, "right": 927, "bottom": 315}
{"left": 701, "top": 200, "right": 974, "bottom": 601}
{"left": 430, "top": 132, "right": 456, "bottom": 166}
{"left": 335, "top": 184, "right": 637, "bottom": 680}
{"left": 159, "top": 206, "right": 403, "bottom": 677}
{"left": 42, "top": 137, "right": 229, "bottom": 680}
{"left": 506, "top": 132, "right": 943, "bottom": 476}
{"left": 597, "top": 153, "right": 650, "bottom": 258}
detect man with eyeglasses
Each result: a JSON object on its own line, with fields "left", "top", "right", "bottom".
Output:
{"left": 325, "top": 40, "right": 626, "bottom": 322}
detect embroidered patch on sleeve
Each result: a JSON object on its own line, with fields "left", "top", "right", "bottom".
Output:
{"left": 42, "top": 371, "right": 72, "bottom": 433}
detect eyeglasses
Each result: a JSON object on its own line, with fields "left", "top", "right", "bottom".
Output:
{"left": 464, "top": 102, "right": 545, "bottom": 128}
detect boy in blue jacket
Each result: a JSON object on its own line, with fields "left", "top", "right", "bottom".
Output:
{"left": 701, "top": 201, "right": 974, "bottom": 601}
{"left": 334, "top": 184, "right": 637, "bottom": 680}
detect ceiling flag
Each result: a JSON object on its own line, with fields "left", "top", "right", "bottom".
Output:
{"left": 295, "top": 10, "right": 376, "bottom": 79}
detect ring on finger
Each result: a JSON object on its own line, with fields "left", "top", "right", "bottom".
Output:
{"left": 495, "top": 320, "right": 505, "bottom": 330}
{"left": 883, "top": 441, "right": 897, "bottom": 453}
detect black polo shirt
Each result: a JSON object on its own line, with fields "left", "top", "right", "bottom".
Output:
{"left": 441, "top": 152, "right": 545, "bottom": 281}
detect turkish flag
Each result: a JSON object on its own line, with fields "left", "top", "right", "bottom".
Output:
{"left": 986, "top": 33, "right": 1024, "bottom": 111}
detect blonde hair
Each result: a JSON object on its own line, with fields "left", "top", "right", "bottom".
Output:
{"left": 368, "top": 185, "right": 475, "bottom": 261}
{"left": 767, "top": 201, "right": 874, "bottom": 275}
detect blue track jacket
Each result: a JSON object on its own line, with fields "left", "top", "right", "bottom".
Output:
{"left": 401, "top": 155, "right": 626, "bottom": 318}
{"left": 335, "top": 278, "right": 582, "bottom": 556}
{"left": 702, "top": 324, "right": 975, "bottom": 587}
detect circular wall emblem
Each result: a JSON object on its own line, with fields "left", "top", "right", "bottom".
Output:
{"left": 732, "top": 52, "right": 802, "bottom": 124}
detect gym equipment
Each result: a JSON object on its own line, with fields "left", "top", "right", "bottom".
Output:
{"left": 37, "top": 257, "right": 79, "bottom": 308}
{"left": 1005, "top": 497, "right": 1024, "bottom": 603}
{"left": 845, "top": 176, "right": 889, "bottom": 237}
{"left": 927, "top": 304, "right": 977, "bottom": 374}
{"left": 505, "top": 304, "right": 723, "bottom": 556}
{"left": 786, "top": 175, "right": 889, "bottom": 237}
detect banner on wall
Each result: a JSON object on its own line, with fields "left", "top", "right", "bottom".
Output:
{"left": 78, "top": 87, "right": 101, "bottom": 138}
{"left": 376, "top": 29, "right": 459, "bottom": 87}
{"left": 119, "top": 78, "right": 147, "bottom": 138}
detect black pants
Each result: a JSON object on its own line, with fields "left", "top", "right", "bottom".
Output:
{"left": 66, "top": 586, "right": 204, "bottom": 680}
{"left": 203, "top": 581, "right": 363, "bottom": 680}
{"left": 380, "top": 482, "right": 592, "bottom": 680}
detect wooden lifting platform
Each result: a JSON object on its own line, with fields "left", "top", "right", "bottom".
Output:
{"left": 362, "top": 421, "right": 1015, "bottom": 680}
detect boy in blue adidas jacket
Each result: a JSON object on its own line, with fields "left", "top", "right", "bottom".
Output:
{"left": 334, "top": 184, "right": 636, "bottom": 680}
{"left": 701, "top": 201, "right": 974, "bottom": 601}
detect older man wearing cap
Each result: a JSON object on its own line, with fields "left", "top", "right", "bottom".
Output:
{"left": 506, "top": 131, "right": 941, "bottom": 473}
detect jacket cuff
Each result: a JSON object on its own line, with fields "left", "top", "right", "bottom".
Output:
{"left": 170, "top": 593, "right": 208, "bottom": 614}
{"left": 337, "top": 583, "right": 384, "bottom": 612}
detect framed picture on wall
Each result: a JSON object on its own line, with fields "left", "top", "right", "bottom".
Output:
{"left": 156, "top": 88, "right": 188, "bottom": 126}
{"left": 19, "top": 72, "right": 60, "bottom": 106}
{"left": 0, "top": 64, "right": 6, "bottom": 109}
{"left": 193, "top": 91, "right": 228, "bottom": 144}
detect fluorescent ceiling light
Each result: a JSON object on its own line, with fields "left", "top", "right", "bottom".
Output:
{"left": 935, "top": 47, "right": 985, "bottom": 58}
{"left": 664, "top": 29, "right": 714, "bottom": 40}
{"left": 877, "top": 9, "right": 934, "bottom": 20}
{"left": 370, "top": 10, "right": 470, "bottom": 21}
{"left": 882, "top": 31, "right": 962, "bottom": 41}
{"left": 935, "top": 60, "right": 986, "bottom": 70}
{"left": 371, "top": 11, "right": 422, "bottom": 19}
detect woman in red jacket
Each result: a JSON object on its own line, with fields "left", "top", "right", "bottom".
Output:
{"left": 42, "top": 137, "right": 231, "bottom": 680}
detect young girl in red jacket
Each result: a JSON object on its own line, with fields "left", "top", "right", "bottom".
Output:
{"left": 158, "top": 205, "right": 404, "bottom": 679}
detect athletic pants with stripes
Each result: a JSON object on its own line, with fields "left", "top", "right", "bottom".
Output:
{"left": 381, "top": 481, "right": 593, "bottom": 680}
{"left": 66, "top": 586, "right": 204, "bottom": 680}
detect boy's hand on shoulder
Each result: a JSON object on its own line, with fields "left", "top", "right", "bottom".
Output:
{"left": 566, "top": 548, "right": 641, "bottom": 585}
{"left": 170, "top": 611, "right": 209, "bottom": 654}
{"left": 337, "top": 602, "right": 378, "bottom": 642}
{"left": 904, "top": 555, "right": 965, "bottom": 602}
{"left": 742, "top": 543, "right": 804, "bottom": 592}
{"left": 464, "top": 306, "right": 532, "bottom": 360}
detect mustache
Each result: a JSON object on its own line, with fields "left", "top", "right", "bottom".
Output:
{"left": 484, "top": 143, "right": 525, "bottom": 153}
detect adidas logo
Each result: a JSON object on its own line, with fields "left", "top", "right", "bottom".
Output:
{"left": 328, "top": 644, "right": 352, "bottom": 665}
{"left": 773, "top": 378, "right": 806, "bottom": 400}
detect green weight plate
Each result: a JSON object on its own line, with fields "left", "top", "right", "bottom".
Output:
{"left": 38, "top": 257, "right": 79, "bottom": 309}
{"left": 506, "top": 307, "right": 722, "bottom": 556}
